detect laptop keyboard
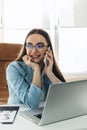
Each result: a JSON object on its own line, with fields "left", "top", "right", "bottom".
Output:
{"left": 34, "top": 113, "right": 42, "bottom": 119}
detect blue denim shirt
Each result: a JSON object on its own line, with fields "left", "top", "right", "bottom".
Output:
{"left": 6, "top": 61, "right": 51, "bottom": 109}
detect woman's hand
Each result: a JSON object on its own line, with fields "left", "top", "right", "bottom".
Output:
{"left": 44, "top": 49, "right": 60, "bottom": 83}
{"left": 22, "top": 55, "right": 41, "bottom": 88}
{"left": 22, "top": 55, "right": 40, "bottom": 70}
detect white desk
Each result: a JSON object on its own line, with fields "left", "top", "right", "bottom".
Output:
{"left": 0, "top": 105, "right": 87, "bottom": 130}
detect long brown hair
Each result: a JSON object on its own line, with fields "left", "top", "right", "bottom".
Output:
{"left": 16, "top": 28, "right": 65, "bottom": 82}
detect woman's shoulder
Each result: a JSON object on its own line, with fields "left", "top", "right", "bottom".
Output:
{"left": 6, "top": 60, "right": 33, "bottom": 79}
{"left": 6, "top": 60, "right": 32, "bottom": 73}
{"left": 7, "top": 61, "right": 24, "bottom": 68}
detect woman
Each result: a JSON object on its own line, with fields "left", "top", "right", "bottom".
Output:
{"left": 6, "top": 28, "right": 65, "bottom": 109}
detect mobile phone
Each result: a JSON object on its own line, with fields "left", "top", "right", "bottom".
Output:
{"left": 44, "top": 47, "right": 50, "bottom": 66}
{"left": 0, "top": 106, "right": 19, "bottom": 124}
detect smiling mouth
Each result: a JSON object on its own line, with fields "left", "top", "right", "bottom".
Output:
{"left": 31, "top": 55, "right": 40, "bottom": 58}
{"left": 30, "top": 55, "right": 41, "bottom": 61}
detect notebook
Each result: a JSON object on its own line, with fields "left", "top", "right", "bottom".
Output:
{"left": 19, "top": 80, "right": 87, "bottom": 126}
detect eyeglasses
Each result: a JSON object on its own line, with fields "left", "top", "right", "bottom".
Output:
{"left": 26, "top": 42, "right": 47, "bottom": 50}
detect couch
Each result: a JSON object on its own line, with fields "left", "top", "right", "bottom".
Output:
{"left": 0, "top": 43, "right": 22, "bottom": 104}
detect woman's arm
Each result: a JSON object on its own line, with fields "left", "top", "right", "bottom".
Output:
{"left": 46, "top": 71, "right": 61, "bottom": 83}
{"left": 22, "top": 55, "right": 42, "bottom": 88}
{"left": 32, "top": 65, "right": 42, "bottom": 88}
{"left": 6, "top": 62, "right": 42, "bottom": 109}
{"left": 44, "top": 49, "right": 61, "bottom": 83}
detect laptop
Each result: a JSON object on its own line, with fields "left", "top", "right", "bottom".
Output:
{"left": 19, "top": 80, "right": 87, "bottom": 126}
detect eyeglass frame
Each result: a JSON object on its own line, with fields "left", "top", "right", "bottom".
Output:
{"left": 25, "top": 42, "right": 49, "bottom": 50}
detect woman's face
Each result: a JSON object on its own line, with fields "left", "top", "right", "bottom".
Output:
{"left": 26, "top": 34, "right": 48, "bottom": 63}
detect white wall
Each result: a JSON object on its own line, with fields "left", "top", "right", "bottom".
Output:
{"left": 58, "top": 0, "right": 87, "bottom": 27}
{"left": 55, "top": 0, "right": 87, "bottom": 73}
{"left": 58, "top": 28, "right": 87, "bottom": 73}
{"left": 57, "top": 0, "right": 74, "bottom": 26}
{"left": 74, "top": 0, "right": 87, "bottom": 27}
{"left": 2, "top": 0, "right": 54, "bottom": 43}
